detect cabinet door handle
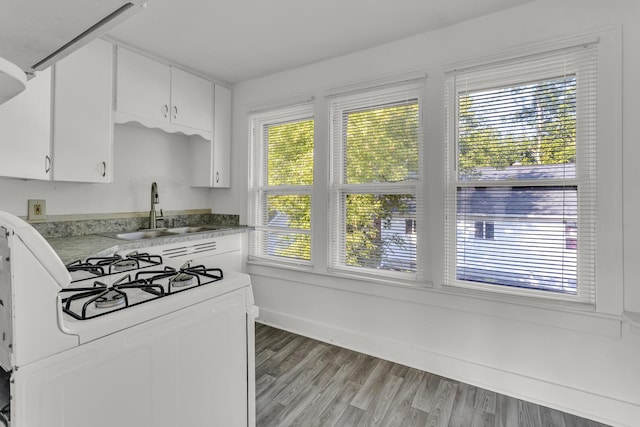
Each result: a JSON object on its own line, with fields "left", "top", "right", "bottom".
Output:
{"left": 45, "top": 155, "right": 51, "bottom": 173}
{"left": 215, "top": 171, "right": 219, "bottom": 183}
{"left": 162, "top": 104, "right": 169, "bottom": 118}
{"left": 173, "top": 105, "right": 178, "bottom": 119}
{"left": 102, "top": 161, "right": 107, "bottom": 177}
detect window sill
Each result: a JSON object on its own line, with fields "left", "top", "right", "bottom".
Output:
{"left": 247, "top": 260, "right": 622, "bottom": 338}
{"left": 247, "top": 258, "right": 431, "bottom": 298}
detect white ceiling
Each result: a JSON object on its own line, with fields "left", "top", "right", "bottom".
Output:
{"left": 107, "top": 0, "right": 536, "bottom": 84}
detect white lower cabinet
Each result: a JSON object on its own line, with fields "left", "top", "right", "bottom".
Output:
{"left": 137, "top": 233, "right": 244, "bottom": 273}
{"left": 52, "top": 38, "right": 114, "bottom": 183}
{"left": 0, "top": 68, "right": 52, "bottom": 180}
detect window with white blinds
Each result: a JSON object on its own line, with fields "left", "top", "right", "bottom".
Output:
{"left": 329, "top": 83, "right": 424, "bottom": 279}
{"left": 444, "top": 43, "right": 597, "bottom": 303}
{"left": 248, "top": 104, "right": 314, "bottom": 264}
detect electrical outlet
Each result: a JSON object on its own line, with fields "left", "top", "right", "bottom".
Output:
{"left": 28, "top": 199, "right": 46, "bottom": 221}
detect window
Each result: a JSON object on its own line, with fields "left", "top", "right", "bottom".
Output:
{"left": 406, "top": 219, "right": 417, "bottom": 235}
{"left": 474, "top": 221, "right": 494, "bottom": 240}
{"left": 329, "top": 83, "right": 424, "bottom": 278}
{"left": 445, "top": 43, "right": 597, "bottom": 302}
{"left": 248, "top": 104, "right": 314, "bottom": 264}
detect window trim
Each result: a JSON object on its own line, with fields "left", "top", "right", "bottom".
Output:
{"left": 328, "top": 82, "right": 426, "bottom": 281}
{"left": 248, "top": 103, "right": 314, "bottom": 266}
{"left": 245, "top": 28, "right": 622, "bottom": 316}
{"left": 444, "top": 42, "right": 598, "bottom": 304}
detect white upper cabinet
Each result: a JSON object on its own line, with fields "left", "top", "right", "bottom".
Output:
{"left": 190, "top": 84, "right": 231, "bottom": 188}
{"left": 116, "top": 47, "right": 170, "bottom": 123}
{"left": 52, "top": 39, "right": 114, "bottom": 183}
{"left": 115, "top": 47, "right": 212, "bottom": 137}
{"left": 171, "top": 67, "right": 213, "bottom": 132}
{"left": 213, "top": 84, "right": 231, "bottom": 188}
{"left": 0, "top": 68, "right": 52, "bottom": 180}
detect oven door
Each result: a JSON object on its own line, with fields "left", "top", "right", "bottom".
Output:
{"left": 11, "top": 289, "right": 250, "bottom": 427}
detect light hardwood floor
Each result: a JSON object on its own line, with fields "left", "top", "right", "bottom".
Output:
{"left": 255, "top": 323, "right": 609, "bottom": 427}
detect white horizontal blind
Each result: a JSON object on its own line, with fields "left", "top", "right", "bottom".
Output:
{"left": 445, "top": 43, "right": 597, "bottom": 303}
{"left": 329, "top": 82, "right": 424, "bottom": 280}
{"left": 248, "top": 104, "right": 314, "bottom": 264}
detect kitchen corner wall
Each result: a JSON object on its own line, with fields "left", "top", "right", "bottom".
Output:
{"left": 0, "top": 123, "right": 213, "bottom": 217}
{"left": 231, "top": 0, "right": 640, "bottom": 426}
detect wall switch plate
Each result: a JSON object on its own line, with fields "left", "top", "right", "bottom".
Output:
{"left": 28, "top": 199, "right": 46, "bottom": 221}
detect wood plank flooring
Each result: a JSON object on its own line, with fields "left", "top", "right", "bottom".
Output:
{"left": 255, "top": 323, "right": 610, "bottom": 427}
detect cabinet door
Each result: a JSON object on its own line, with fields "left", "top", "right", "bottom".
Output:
{"left": 52, "top": 39, "right": 113, "bottom": 183}
{"left": 0, "top": 68, "right": 51, "bottom": 180}
{"left": 170, "top": 67, "right": 212, "bottom": 132}
{"left": 213, "top": 84, "right": 231, "bottom": 188}
{"left": 116, "top": 47, "right": 170, "bottom": 123}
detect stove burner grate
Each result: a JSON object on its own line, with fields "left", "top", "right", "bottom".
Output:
{"left": 61, "top": 256, "right": 225, "bottom": 320}
{"left": 67, "top": 253, "right": 164, "bottom": 281}
{"left": 60, "top": 275, "right": 165, "bottom": 320}
{"left": 135, "top": 263, "right": 223, "bottom": 294}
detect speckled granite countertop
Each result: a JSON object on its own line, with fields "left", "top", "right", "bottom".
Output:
{"left": 45, "top": 226, "right": 248, "bottom": 264}
{"left": 27, "top": 211, "right": 246, "bottom": 263}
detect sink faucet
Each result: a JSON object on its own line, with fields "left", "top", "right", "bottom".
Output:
{"left": 149, "top": 182, "right": 164, "bottom": 229}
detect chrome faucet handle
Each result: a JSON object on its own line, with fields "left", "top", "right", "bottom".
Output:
{"left": 149, "top": 182, "right": 161, "bottom": 229}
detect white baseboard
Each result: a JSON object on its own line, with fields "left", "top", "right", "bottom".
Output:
{"left": 257, "top": 308, "right": 638, "bottom": 427}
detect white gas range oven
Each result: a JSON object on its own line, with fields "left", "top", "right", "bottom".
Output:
{"left": 0, "top": 211, "right": 258, "bottom": 427}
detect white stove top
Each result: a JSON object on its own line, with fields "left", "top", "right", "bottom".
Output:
{"left": 59, "top": 253, "right": 251, "bottom": 343}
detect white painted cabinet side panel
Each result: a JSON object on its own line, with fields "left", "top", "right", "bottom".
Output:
{"left": 213, "top": 84, "right": 231, "bottom": 188}
{"left": 52, "top": 38, "right": 113, "bottom": 183}
{"left": 0, "top": 68, "right": 51, "bottom": 180}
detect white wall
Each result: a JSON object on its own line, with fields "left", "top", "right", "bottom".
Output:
{"left": 228, "top": 1, "right": 640, "bottom": 425}
{"left": 0, "top": 123, "right": 213, "bottom": 217}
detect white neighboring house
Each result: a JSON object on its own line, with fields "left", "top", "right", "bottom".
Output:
{"left": 267, "top": 163, "right": 577, "bottom": 289}
{"left": 378, "top": 203, "right": 417, "bottom": 273}
{"left": 266, "top": 211, "right": 292, "bottom": 256}
{"left": 377, "top": 164, "right": 578, "bottom": 291}
{"left": 455, "top": 164, "right": 577, "bottom": 293}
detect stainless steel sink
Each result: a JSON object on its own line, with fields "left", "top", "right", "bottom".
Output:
{"left": 113, "top": 230, "right": 173, "bottom": 240}
{"left": 165, "top": 226, "right": 211, "bottom": 234}
{"left": 166, "top": 225, "right": 232, "bottom": 235}
{"left": 105, "top": 225, "right": 232, "bottom": 241}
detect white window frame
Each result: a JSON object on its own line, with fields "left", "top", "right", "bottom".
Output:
{"left": 248, "top": 103, "right": 314, "bottom": 267}
{"left": 444, "top": 42, "right": 598, "bottom": 304}
{"left": 328, "top": 82, "right": 426, "bottom": 282}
